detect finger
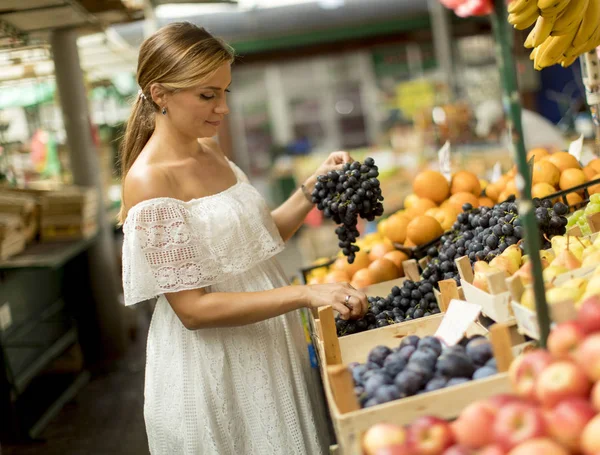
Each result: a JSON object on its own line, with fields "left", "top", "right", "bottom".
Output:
{"left": 344, "top": 296, "right": 362, "bottom": 319}
{"left": 333, "top": 303, "right": 351, "bottom": 320}
{"left": 333, "top": 151, "right": 352, "bottom": 164}
{"left": 349, "top": 290, "right": 368, "bottom": 317}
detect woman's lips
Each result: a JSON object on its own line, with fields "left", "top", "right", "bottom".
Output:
{"left": 206, "top": 120, "right": 221, "bottom": 127}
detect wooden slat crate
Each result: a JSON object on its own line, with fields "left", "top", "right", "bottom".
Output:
{"left": 316, "top": 307, "right": 516, "bottom": 455}
{"left": 39, "top": 187, "right": 98, "bottom": 242}
{"left": 0, "top": 213, "right": 26, "bottom": 259}
{"left": 0, "top": 193, "right": 39, "bottom": 243}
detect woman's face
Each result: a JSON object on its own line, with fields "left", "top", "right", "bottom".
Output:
{"left": 166, "top": 62, "right": 231, "bottom": 140}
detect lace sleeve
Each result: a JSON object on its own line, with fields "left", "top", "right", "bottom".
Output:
{"left": 121, "top": 195, "right": 284, "bottom": 306}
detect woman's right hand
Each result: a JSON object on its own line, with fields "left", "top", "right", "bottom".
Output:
{"left": 303, "top": 282, "right": 368, "bottom": 320}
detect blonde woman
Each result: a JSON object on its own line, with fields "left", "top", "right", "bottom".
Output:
{"left": 120, "top": 22, "right": 368, "bottom": 454}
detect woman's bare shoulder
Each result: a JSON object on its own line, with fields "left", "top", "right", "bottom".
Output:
{"left": 123, "top": 161, "right": 173, "bottom": 212}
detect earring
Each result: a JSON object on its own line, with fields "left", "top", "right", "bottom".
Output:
{"left": 162, "top": 107, "right": 167, "bottom": 115}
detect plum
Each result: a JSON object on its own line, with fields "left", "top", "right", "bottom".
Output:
{"left": 398, "top": 345, "right": 416, "bottom": 362}
{"left": 368, "top": 345, "right": 393, "bottom": 366}
{"left": 466, "top": 338, "right": 494, "bottom": 366}
{"left": 485, "top": 357, "right": 497, "bottom": 369}
{"left": 405, "top": 362, "right": 434, "bottom": 385}
{"left": 446, "top": 377, "right": 471, "bottom": 387}
{"left": 409, "top": 349, "right": 439, "bottom": 369}
{"left": 417, "top": 336, "right": 443, "bottom": 356}
{"left": 399, "top": 335, "right": 420, "bottom": 350}
{"left": 445, "top": 345, "right": 466, "bottom": 356}
{"left": 351, "top": 364, "right": 368, "bottom": 385}
{"left": 363, "top": 398, "right": 379, "bottom": 408}
{"left": 374, "top": 384, "right": 400, "bottom": 404}
{"left": 436, "top": 352, "right": 475, "bottom": 378}
{"left": 365, "top": 361, "right": 380, "bottom": 371}
{"left": 425, "top": 376, "right": 448, "bottom": 392}
{"left": 394, "top": 370, "right": 422, "bottom": 397}
{"left": 473, "top": 366, "right": 497, "bottom": 380}
{"left": 383, "top": 353, "right": 408, "bottom": 377}
{"left": 365, "top": 372, "right": 393, "bottom": 396}
{"left": 459, "top": 334, "right": 485, "bottom": 346}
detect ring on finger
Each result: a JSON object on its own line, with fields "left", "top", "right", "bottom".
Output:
{"left": 344, "top": 294, "right": 353, "bottom": 309}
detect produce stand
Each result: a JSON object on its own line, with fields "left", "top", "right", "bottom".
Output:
{"left": 0, "top": 236, "right": 97, "bottom": 439}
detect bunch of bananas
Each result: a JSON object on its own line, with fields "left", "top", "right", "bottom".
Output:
{"left": 508, "top": 0, "right": 600, "bottom": 70}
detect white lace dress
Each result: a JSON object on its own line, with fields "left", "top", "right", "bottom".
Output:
{"left": 122, "top": 161, "right": 329, "bottom": 455}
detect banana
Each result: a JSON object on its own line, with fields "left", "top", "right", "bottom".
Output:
{"left": 539, "top": 0, "right": 571, "bottom": 17}
{"left": 569, "top": 0, "right": 600, "bottom": 52}
{"left": 553, "top": 0, "right": 589, "bottom": 35}
{"left": 509, "top": 2, "right": 540, "bottom": 30}
{"left": 561, "top": 54, "right": 579, "bottom": 67}
{"left": 530, "top": 47, "right": 539, "bottom": 61}
{"left": 536, "top": 23, "right": 581, "bottom": 69}
{"left": 527, "top": 15, "right": 557, "bottom": 48}
{"left": 509, "top": 0, "right": 536, "bottom": 15}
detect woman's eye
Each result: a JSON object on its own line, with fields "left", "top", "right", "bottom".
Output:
{"left": 201, "top": 94, "right": 215, "bottom": 100}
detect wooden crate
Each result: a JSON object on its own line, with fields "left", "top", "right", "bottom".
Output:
{"left": 0, "top": 214, "right": 26, "bottom": 259}
{"left": 0, "top": 193, "right": 39, "bottom": 243}
{"left": 456, "top": 256, "right": 515, "bottom": 324}
{"left": 39, "top": 187, "right": 98, "bottom": 242}
{"left": 317, "top": 307, "right": 516, "bottom": 455}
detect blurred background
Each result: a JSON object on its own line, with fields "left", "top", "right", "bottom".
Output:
{"left": 0, "top": 0, "right": 594, "bottom": 453}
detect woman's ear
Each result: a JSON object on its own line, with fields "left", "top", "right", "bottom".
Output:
{"left": 150, "top": 83, "right": 167, "bottom": 108}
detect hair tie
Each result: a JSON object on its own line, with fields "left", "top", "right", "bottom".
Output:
{"left": 138, "top": 89, "right": 147, "bottom": 100}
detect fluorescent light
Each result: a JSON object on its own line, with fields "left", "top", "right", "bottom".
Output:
{"left": 155, "top": 3, "right": 237, "bottom": 18}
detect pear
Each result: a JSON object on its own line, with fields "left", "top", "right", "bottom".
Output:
{"left": 593, "top": 235, "right": 600, "bottom": 250}
{"left": 582, "top": 274, "right": 600, "bottom": 302}
{"left": 551, "top": 236, "right": 567, "bottom": 256}
{"left": 553, "top": 249, "right": 582, "bottom": 271}
{"left": 583, "top": 249, "right": 600, "bottom": 268}
{"left": 546, "top": 286, "right": 581, "bottom": 306}
{"left": 472, "top": 261, "right": 502, "bottom": 292}
{"left": 540, "top": 249, "right": 556, "bottom": 264}
{"left": 520, "top": 288, "right": 536, "bottom": 311}
{"left": 501, "top": 245, "right": 523, "bottom": 271}
{"left": 561, "top": 277, "right": 588, "bottom": 301}
{"left": 543, "top": 265, "right": 569, "bottom": 283}
{"left": 514, "top": 261, "right": 533, "bottom": 286}
{"left": 582, "top": 245, "right": 599, "bottom": 262}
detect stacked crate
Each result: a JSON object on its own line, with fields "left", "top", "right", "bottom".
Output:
{"left": 39, "top": 186, "right": 98, "bottom": 242}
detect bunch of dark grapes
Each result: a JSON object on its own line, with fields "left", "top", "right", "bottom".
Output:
{"left": 335, "top": 281, "right": 440, "bottom": 337}
{"left": 311, "top": 158, "right": 384, "bottom": 263}
{"left": 350, "top": 335, "right": 497, "bottom": 408}
{"left": 421, "top": 196, "right": 569, "bottom": 286}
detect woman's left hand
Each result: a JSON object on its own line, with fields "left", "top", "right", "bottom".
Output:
{"left": 304, "top": 151, "right": 353, "bottom": 194}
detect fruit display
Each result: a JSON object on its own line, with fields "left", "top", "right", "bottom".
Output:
{"left": 361, "top": 295, "right": 600, "bottom": 455}
{"left": 484, "top": 150, "right": 600, "bottom": 205}
{"left": 507, "top": 0, "right": 600, "bottom": 69}
{"left": 311, "top": 158, "right": 385, "bottom": 263}
{"left": 351, "top": 335, "right": 497, "bottom": 409}
{"left": 567, "top": 194, "right": 600, "bottom": 235}
{"left": 335, "top": 282, "right": 441, "bottom": 336}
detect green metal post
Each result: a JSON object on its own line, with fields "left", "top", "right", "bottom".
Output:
{"left": 490, "top": 0, "right": 551, "bottom": 346}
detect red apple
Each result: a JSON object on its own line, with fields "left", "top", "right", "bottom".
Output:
{"left": 493, "top": 403, "right": 546, "bottom": 450}
{"left": 508, "top": 350, "right": 554, "bottom": 400}
{"left": 486, "top": 395, "right": 522, "bottom": 410}
{"left": 547, "top": 321, "right": 587, "bottom": 360}
{"left": 374, "top": 444, "right": 413, "bottom": 455}
{"left": 580, "top": 415, "right": 600, "bottom": 455}
{"left": 578, "top": 295, "right": 600, "bottom": 334}
{"left": 507, "top": 438, "right": 569, "bottom": 455}
{"left": 452, "top": 401, "right": 497, "bottom": 449}
{"left": 545, "top": 398, "right": 596, "bottom": 451}
{"left": 575, "top": 334, "right": 600, "bottom": 381}
{"left": 408, "top": 416, "right": 455, "bottom": 455}
{"left": 363, "top": 423, "right": 407, "bottom": 455}
{"left": 591, "top": 381, "right": 600, "bottom": 412}
{"left": 477, "top": 444, "right": 506, "bottom": 455}
{"left": 536, "top": 361, "right": 591, "bottom": 408}
{"left": 442, "top": 445, "right": 471, "bottom": 455}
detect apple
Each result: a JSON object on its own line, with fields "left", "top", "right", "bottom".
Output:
{"left": 578, "top": 296, "right": 600, "bottom": 334}
{"left": 373, "top": 444, "right": 413, "bottom": 455}
{"left": 478, "top": 444, "right": 506, "bottom": 455}
{"left": 442, "top": 445, "right": 471, "bottom": 455}
{"left": 408, "top": 416, "right": 455, "bottom": 455}
{"left": 486, "top": 394, "right": 522, "bottom": 410}
{"left": 536, "top": 361, "right": 591, "bottom": 408}
{"left": 575, "top": 333, "right": 600, "bottom": 381}
{"left": 363, "top": 423, "right": 407, "bottom": 455}
{"left": 508, "top": 350, "right": 554, "bottom": 400}
{"left": 545, "top": 398, "right": 596, "bottom": 451}
{"left": 580, "top": 414, "right": 600, "bottom": 455}
{"left": 493, "top": 403, "right": 546, "bottom": 450}
{"left": 507, "top": 438, "right": 569, "bottom": 455}
{"left": 591, "top": 381, "right": 600, "bottom": 411}
{"left": 452, "top": 401, "right": 497, "bottom": 449}
{"left": 547, "top": 321, "right": 587, "bottom": 360}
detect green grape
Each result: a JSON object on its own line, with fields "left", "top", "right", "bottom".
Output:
{"left": 567, "top": 209, "right": 584, "bottom": 228}
{"left": 577, "top": 216, "right": 592, "bottom": 235}
{"left": 591, "top": 194, "right": 600, "bottom": 204}
{"left": 585, "top": 203, "right": 600, "bottom": 215}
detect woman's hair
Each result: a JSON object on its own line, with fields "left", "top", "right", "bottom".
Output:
{"left": 118, "top": 22, "right": 234, "bottom": 223}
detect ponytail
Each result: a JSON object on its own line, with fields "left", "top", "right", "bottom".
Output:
{"left": 117, "top": 93, "right": 155, "bottom": 224}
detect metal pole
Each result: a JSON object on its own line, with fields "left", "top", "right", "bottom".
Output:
{"left": 50, "top": 28, "right": 127, "bottom": 362}
{"left": 491, "top": 0, "right": 551, "bottom": 347}
{"left": 428, "top": 0, "right": 456, "bottom": 100}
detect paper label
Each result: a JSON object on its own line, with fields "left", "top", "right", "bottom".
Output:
{"left": 0, "top": 303, "right": 12, "bottom": 332}
{"left": 568, "top": 134, "right": 584, "bottom": 163}
{"left": 491, "top": 162, "right": 502, "bottom": 183}
{"left": 438, "top": 141, "right": 451, "bottom": 181}
{"left": 435, "top": 299, "right": 482, "bottom": 346}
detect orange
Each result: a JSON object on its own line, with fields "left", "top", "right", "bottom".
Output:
{"left": 447, "top": 192, "right": 480, "bottom": 212}
{"left": 532, "top": 161, "right": 560, "bottom": 187}
{"left": 343, "top": 250, "right": 370, "bottom": 278}
{"left": 479, "top": 197, "right": 495, "bottom": 208}
{"left": 409, "top": 198, "right": 438, "bottom": 216}
{"left": 413, "top": 170, "right": 450, "bottom": 204}
{"left": 383, "top": 250, "right": 409, "bottom": 276}
{"left": 368, "top": 258, "right": 399, "bottom": 283}
{"left": 324, "top": 270, "right": 350, "bottom": 284}
{"left": 532, "top": 182, "right": 557, "bottom": 199}
{"left": 566, "top": 193, "right": 583, "bottom": 205}
{"left": 451, "top": 171, "right": 482, "bottom": 197}
{"left": 406, "top": 215, "right": 444, "bottom": 246}
{"left": 527, "top": 147, "right": 550, "bottom": 162}
{"left": 368, "top": 242, "right": 396, "bottom": 262}
{"left": 548, "top": 152, "right": 581, "bottom": 172}
{"left": 485, "top": 182, "right": 502, "bottom": 202}
{"left": 559, "top": 168, "right": 587, "bottom": 191}
{"left": 589, "top": 174, "right": 600, "bottom": 195}
{"left": 351, "top": 268, "right": 374, "bottom": 289}
{"left": 381, "top": 215, "right": 409, "bottom": 244}
{"left": 404, "top": 193, "right": 420, "bottom": 209}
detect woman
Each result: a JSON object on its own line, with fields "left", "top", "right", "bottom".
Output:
{"left": 120, "top": 22, "right": 368, "bottom": 454}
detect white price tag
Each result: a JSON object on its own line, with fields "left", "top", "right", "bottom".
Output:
{"left": 491, "top": 162, "right": 503, "bottom": 183}
{"left": 438, "top": 141, "right": 452, "bottom": 181}
{"left": 435, "top": 299, "right": 482, "bottom": 346}
{"left": 568, "top": 134, "right": 584, "bottom": 163}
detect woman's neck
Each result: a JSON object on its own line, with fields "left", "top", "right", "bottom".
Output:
{"left": 149, "top": 117, "right": 205, "bottom": 160}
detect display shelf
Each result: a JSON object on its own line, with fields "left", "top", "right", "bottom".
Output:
{"left": 0, "top": 235, "right": 97, "bottom": 270}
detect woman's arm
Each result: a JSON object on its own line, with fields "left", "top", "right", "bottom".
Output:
{"left": 166, "top": 282, "right": 368, "bottom": 330}
{"left": 271, "top": 151, "right": 352, "bottom": 242}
